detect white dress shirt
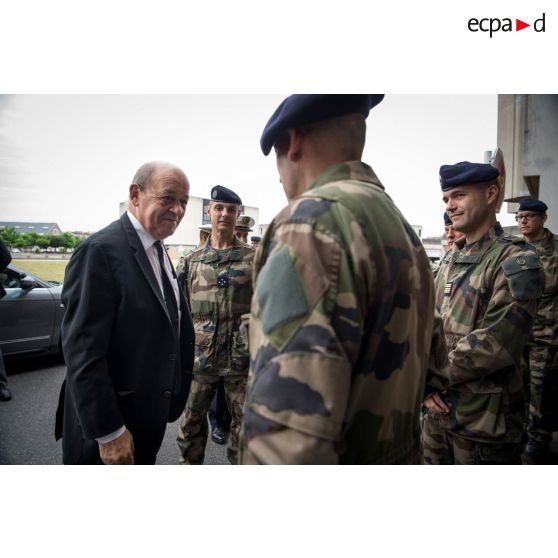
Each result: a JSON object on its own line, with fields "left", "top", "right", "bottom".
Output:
{"left": 97, "top": 211, "right": 182, "bottom": 446}
{"left": 126, "top": 210, "right": 181, "bottom": 318}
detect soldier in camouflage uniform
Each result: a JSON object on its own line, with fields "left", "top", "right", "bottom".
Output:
{"left": 177, "top": 185, "right": 254, "bottom": 464}
{"left": 235, "top": 214, "right": 255, "bottom": 244}
{"left": 432, "top": 214, "right": 464, "bottom": 278}
{"left": 239, "top": 94, "right": 443, "bottom": 464}
{"left": 422, "top": 161, "right": 542, "bottom": 465}
{"left": 515, "top": 199, "right": 558, "bottom": 464}
{"left": 444, "top": 212, "right": 465, "bottom": 254}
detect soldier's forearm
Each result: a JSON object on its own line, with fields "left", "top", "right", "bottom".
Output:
{"left": 448, "top": 334, "right": 517, "bottom": 385}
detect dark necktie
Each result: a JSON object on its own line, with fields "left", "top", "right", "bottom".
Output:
{"left": 154, "top": 241, "right": 179, "bottom": 334}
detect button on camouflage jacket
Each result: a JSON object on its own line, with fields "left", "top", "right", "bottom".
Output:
{"left": 432, "top": 223, "right": 541, "bottom": 443}
{"left": 186, "top": 235, "right": 255, "bottom": 376}
{"left": 240, "top": 161, "right": 442, "bottom": 464}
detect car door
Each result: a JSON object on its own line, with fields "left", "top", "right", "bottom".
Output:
{"left": 0, "top": 267, "right": 58, "bottom": 355}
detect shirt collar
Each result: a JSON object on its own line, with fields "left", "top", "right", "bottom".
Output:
{"left": 307, "top": 161, "right": 385, "bottom": 193}
{"left": 453, "top": 221, "right": 503, "bottom": 257}
{"left": 126, "top": 210, "right": 157, "bottom": 251}
{"left": 200, "top": 233, "right": 245, "bottom": 263}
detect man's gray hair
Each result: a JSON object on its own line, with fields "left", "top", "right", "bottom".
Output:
{"left": 132, "top": 161, "right": 184, "bottom": 190}
{"left": 132, "top": 162, "right": 160, "bottom": 191}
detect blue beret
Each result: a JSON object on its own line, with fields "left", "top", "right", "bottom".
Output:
{"left": 260, "top": 94, "right": 385, "bottom": 156}
{"left": 251, "top": 236, "right": 261, "bottom": 242}
{"left": 518, "top": 198, "right": 548, "bottom": 213}
{"left": 211, "top": 185, "right": 242, "bottom": 205}
{"left": 439, "top": 161, "right": 500, "bottom": 191}
{"left": 444, "top": 213, "right": 453, "bottom": 226}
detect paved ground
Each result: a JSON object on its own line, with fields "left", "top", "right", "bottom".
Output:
{"left": 0, "top": 354, "right": 228, "bottom": 465}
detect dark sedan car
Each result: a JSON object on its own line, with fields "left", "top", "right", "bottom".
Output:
{"left": 0, "top": 264, "right": 65, "bottom": 357}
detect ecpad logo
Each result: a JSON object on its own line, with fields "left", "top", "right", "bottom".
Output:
{"left": 468, "top": 13, "right": 546, "bottom": 37}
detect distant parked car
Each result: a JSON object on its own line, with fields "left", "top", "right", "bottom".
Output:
{"left": 0, "top": 264, "right": 65, "bottom": 357}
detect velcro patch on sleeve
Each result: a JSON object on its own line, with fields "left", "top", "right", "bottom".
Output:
{"left": 501, "top": 253, "right": 542, "bottom": 301}
{"left": 255, "top": 246, "right": 309, "bottom": 335}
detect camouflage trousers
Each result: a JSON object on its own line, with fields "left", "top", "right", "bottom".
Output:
{"left": 524, "top": 345, "right": 558, "bottom": 445}
{"left": 421, "top": 413, "right": 521, "bottom": 465}
{"left": 177, "top": 374, "right": 247, "bottom": 465}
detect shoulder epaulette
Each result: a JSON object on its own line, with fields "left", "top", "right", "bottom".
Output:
{"left": 187, "top": 246, "right": 204, "bottom": 260}
{"left": 497, "top": 234, "right": 528, "bottom": 246}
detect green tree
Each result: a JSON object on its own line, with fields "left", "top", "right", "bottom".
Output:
{"left": 13, "top": 237, "right": 26, "bottom": 249}
{"left": 48, "top": 234, "right": 64, "bottom": 248}
{"left": 0, "top": 227, "right": 83, "bottom": 251}
{"left": 20, "top": 232, "right": 39, "bottom": 249}
{"left": 36, "top": 236, "right": 49, "bottom": 249}
{"left": 60, "top": 232, "right": 78, "bottom": 249}
{"left": 0, "top": 227, "right": 19, "bottom": 247}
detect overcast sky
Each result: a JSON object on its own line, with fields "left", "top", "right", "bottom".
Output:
{"left": 0, "top": 94, "right": 518, "bottom": 237}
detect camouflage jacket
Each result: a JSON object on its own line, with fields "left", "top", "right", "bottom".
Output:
{"left": 239, "top": 161, "right": 440, "bottom": 464}
{"left": 432, "top": 222, "right": 541, "bottom": 443}
{"left": 527, "top": 229, "right": 558, "bottom": 348}
{"left": 186, "top": 235, "right": 254, "bottom": 376}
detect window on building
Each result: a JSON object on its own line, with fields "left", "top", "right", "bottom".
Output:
{"left": 202, "top": 199, "right": 211, "bottom": 224}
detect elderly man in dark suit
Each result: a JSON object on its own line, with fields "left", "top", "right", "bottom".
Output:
{"left": 0, "top": 238, "right": 13, "bottom": 402}
{"left": 55, "top": 161, "right": 194, "bottom": 464}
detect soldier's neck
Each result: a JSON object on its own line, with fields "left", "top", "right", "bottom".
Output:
{"left": 464, "top": 216, "right": 497, "bottom": 244}
{"left": 211, "top": 230, "right": 235, "bottom": 250}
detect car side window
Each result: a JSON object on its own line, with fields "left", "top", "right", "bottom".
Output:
{"left": 0, "top": 270, "right": 22, "bottom": 289}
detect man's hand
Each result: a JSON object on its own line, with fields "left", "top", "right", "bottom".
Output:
{"left": 98, "top": 429, "right": 135, "bottom": 465}
{"left": 423, "top": 392, "right": 450, "bottom": 415}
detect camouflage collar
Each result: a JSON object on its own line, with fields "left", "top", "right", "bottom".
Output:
{"left": 531, "top": 228, "right": 556, "bottom": 255}
{"left": 452, "top": 222, "right": 504, "bottom": 260}
{"left": 307, "top": 161, "right": 385, "bottom": 192}
{"left": 200, "top": 234, "right": 245, "bottom": 263}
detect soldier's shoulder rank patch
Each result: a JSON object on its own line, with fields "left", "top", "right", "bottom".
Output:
{"left": 444, "top": 281, "right": 453, "bottom": 297}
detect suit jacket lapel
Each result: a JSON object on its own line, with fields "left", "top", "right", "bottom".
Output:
{"left": 119, "top": 213, "right": 170, "bottom": 322}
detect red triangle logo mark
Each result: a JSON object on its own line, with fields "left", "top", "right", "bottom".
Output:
{"left": 516, "top": 19, "right": 530, "bottom": 31}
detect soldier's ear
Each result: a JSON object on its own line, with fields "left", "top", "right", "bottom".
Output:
{"left": 287, "top": 128, "right": 303, "bottom": 162}
{"left": 485, "top": 183, "right": 499, "bottom": 205}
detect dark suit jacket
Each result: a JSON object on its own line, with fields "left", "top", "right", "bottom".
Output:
{"left": 55, "top": 213, "right": 194, "bottom": 464}
{"left": 0, "top": 239, "right": 12, "bottom": 299}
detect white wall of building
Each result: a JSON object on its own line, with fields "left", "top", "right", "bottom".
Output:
{"left": 524, "top": 96, "right": 558, "bottom": 233}
{"left": 169, "top": 197, "right": 260, "bottom": 247}
{"left": 411, "top": 225, "right": 422, "bottom": 239}
{"left": 499, "top": 95, "right": 558, "bottom": 232}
